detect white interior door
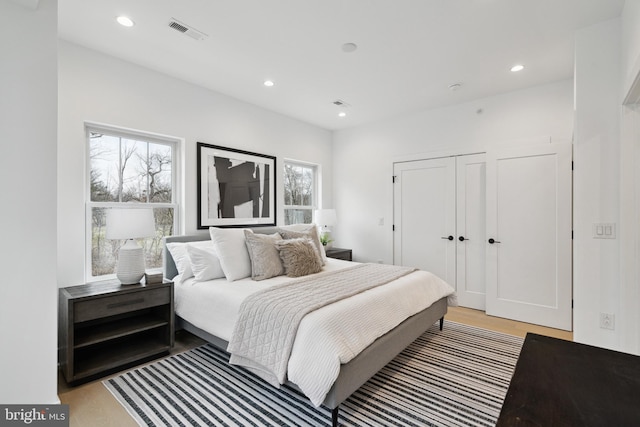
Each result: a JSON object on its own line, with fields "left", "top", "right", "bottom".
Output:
{"left": 456, "top": 154, "right": 486, "bottom": 310}
{"left": 393, "top": 157, "right": 456, "bottom": 285}
{"left": 486, "top": 143, "right": 572, "bottom": 330}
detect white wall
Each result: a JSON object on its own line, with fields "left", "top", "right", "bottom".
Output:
{"left": 573, "top": 18, "right": 625, "bottom": 352}
{"left": 0, "top": 0, "right": 59, "bottom": 403}
{"left": 58, "top": 42, "right": 333, "bottom": 287}
{"left": 622, "top": 1, "right": 640, "bottom": 96}
{"left": 619, "top": 2, "right": 640, "bottom": 356}
{"left": 332, "top": 80, "right": 573, "bottom": 264}
{"left": 572, "top": 8, "right": 640, "bottom": 356}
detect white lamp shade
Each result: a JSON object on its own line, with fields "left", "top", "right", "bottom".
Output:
{"left": 106, "top": 208, "right": 156, "bottom": 240}
{"left": 315, "top": 209, "right": 337, "bottom": 227}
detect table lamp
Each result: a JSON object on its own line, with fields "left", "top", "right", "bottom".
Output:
{"left": 106, "top": 208, "right": 156, "bottom": 284}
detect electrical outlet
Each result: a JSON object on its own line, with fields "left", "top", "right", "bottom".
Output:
{"left": 599, "top": 312, "right": 615, "bottom": 330}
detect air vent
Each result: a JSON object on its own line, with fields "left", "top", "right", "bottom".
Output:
{"left": 168, "top": 18, "right": 208, "bottom": 41}
{"left": 169, "top": 21, "right": 188, "bottom": 33}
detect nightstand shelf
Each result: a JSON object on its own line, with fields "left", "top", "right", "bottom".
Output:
{"left": 59, "top": 280, "right": 174, "bottom": 385}
{"left": 74, "top": 334, "right": 170, "bottom": 379}
{"left": 74, "top": 314, "right": 170, "bottom": 349}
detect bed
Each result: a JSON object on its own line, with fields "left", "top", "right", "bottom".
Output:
{"left": 163, "top": 226, "right": 454, "bottom": 427}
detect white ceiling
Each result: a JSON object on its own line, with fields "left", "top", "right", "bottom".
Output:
{"left": 58, "top": 0, "right": 624, "bottom": 130}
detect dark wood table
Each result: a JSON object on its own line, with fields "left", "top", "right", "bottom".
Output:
{"left": 325, "top": 247, "right": 352, "bottom": 261}
{"left": 59, "top": 280, "right": 174, "bottom": 385}
{"left": 497, "top": 333, "right": 640, "bottom": 426}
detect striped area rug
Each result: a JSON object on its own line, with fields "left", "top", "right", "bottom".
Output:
{"left": 104, "top": 321, "right": 523, "bottom": 426}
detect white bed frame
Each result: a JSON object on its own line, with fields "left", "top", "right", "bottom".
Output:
{"left": 163, "top": 228, "right": 448, "bottom": 427}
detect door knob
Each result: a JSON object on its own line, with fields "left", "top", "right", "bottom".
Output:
{"left": 459, "top": 236, "right": 469, "bottom": 242}
{"left": 441, "top": 235, "right": 454, "bottom": 241}
{"left": 488, "top": 238, "right": 501, "bottom": 244}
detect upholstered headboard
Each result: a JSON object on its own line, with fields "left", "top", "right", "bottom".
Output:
{"left": 163, "top": 226, "right": 280, "bottom": 280}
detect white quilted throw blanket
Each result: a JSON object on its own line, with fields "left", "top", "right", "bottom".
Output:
{"left": 227, "top": 263, "right": 416, "bottom": 388}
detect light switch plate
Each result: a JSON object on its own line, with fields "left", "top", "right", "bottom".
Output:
{"left": 593, "top": 223, "right": 616, "bottom": 239}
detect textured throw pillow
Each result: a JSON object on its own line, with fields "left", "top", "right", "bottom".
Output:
{"left": 186, "top": 244, "right": 225, "bottom": 282}
{"left": 244, "top": 230, "right": 284, "bottom": 281}
{"left": 275, "top": 238, "right": 323, "bottom": 277}
{"left": 166, "top": 240, "right": 215, "bottom": 283}
{"left": 278, "top": 224, "right": 326, "bottom": 265}
{"left": 209, "top": 227, "right": 252, "bottom": 281}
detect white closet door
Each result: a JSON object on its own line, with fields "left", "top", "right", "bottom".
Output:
{"left": 456, "top": 154, "right": 486, "bottom": 310}
{"left": 393, "top": 157, "right": 456, "bottom": 285}
{"left": 486, "top": 143, "right": 572, "bottom": 331}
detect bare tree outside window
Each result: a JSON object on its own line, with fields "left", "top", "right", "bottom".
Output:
{"left": 87, "top": 130, "right": 178, "bottom": 279}
{"left": 283, "top": 162, "right": 317, "bottom": 225}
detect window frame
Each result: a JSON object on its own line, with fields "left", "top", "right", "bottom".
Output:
{"left": 283, "top": 159, "right": 319, "bottom": 225}
{"left": 84, "top": 123, "right": 181, "bottom": 282}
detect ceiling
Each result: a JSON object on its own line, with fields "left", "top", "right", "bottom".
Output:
{"left": 58, "top": 0, "right": 625, "bottom": 131}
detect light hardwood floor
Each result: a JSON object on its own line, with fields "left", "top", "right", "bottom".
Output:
{"left": 58, "top": 307, "right": 572, "bottom": 426}
{"left": 447, "top": 306, "right": 573, "bottom": 340}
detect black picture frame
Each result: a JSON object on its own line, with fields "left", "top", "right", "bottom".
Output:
{"left": 197, "top": 143, "right": 276, "bottom": 229}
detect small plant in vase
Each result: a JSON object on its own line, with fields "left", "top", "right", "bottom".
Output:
{"left": 320, "top": 232, "right": 334, "bottom": 249}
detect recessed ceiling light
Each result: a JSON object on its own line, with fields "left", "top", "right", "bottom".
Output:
{"left": 342, "top": 43, "right": 358, "bottom": 53}
{"left": 263, "top": 80, "right": 275, "bottom": 87}
{"left": 338, "top": 112, "right": 347, "bottom": 118}
{"left": 116, "top": 16, "right": 135, "bottom": 27}
{"left": 510, "top": 64, "right": 525, "bottom": 72}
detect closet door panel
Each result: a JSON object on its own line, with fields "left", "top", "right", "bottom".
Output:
{"left": 486, "top": 143, "right": 572, "bottom": 331}
{"left": 456, "top": 154, "right": 486, "bottom": 310}
{"left": 393, "top": 158, "right": 456, "bottom": 285}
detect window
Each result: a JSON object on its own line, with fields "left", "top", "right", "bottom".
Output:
{"left": 86, "top": 125, "right": 179, "bottom": 281}
{"left": 283, "top": 160, "right": 318, "bottom": 225}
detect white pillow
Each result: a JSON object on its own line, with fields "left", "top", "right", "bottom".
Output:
{"left": 165, "top": 240, "right": 215, "bottom": 283}
{"left": 186, "top": 244, "right": 225, "bottom": 282}
{"left": 166, "top": 242, "right": 193, "bottom": 283}
{"left": 278, "top": 223, "right": 313, "bottom": 232}
{"left": 209, "top": 227, "right": 252, "bottom": 281}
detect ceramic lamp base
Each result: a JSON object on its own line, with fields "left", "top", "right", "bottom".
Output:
{"left": 116, "top": 239, "right": 145, "bottom": 285}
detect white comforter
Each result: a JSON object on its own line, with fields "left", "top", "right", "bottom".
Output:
{"left": 174, "top": 259, "right": 455, "bottom": 406}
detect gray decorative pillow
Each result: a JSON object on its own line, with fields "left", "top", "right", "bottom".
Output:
{"left": 244, "top": 230, "right": 284, "bottom": 281}
{"left": 278, "top": 226, "right": 325, "bottom": 265}
{"left": 275, "top": 238, "right": 323, "bottom": 277}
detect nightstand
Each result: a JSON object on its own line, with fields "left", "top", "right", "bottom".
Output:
{"left": 58, "top": 280, "right": 174, "bottom": 385}
{"left": 325, "top": 247, "right": 353, "bottom": 261}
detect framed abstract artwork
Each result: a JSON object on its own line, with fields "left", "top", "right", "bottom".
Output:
{"left": 197, "top": 143, "right": 276, "bottom": 228}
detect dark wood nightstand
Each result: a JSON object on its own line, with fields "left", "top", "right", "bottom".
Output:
{"left": 325, "top": 247, "right": 353, "bottom": 261}
{"left": 58, "top": 280, "right": 174, "bottom": 385}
